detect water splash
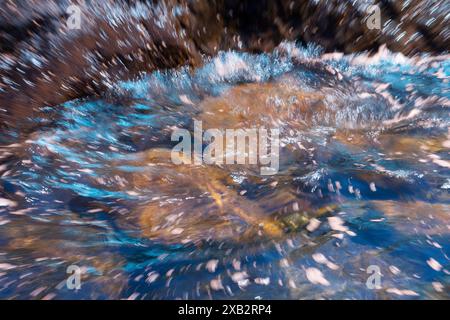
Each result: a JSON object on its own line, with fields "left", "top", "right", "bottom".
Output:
{"left": 0, "top": 43, "right": 449, "bottom": 299}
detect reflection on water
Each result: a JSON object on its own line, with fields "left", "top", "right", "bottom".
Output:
{"left": 0, "top": 44, "right": 449, "bottom": 299}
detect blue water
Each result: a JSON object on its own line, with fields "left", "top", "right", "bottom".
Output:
{"left": 0, "top": 44, "right": 448, "bottom": 299}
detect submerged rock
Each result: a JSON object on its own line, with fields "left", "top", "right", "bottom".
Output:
{"left": 110, "top": 146, "right": 343, "bottom": 244}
